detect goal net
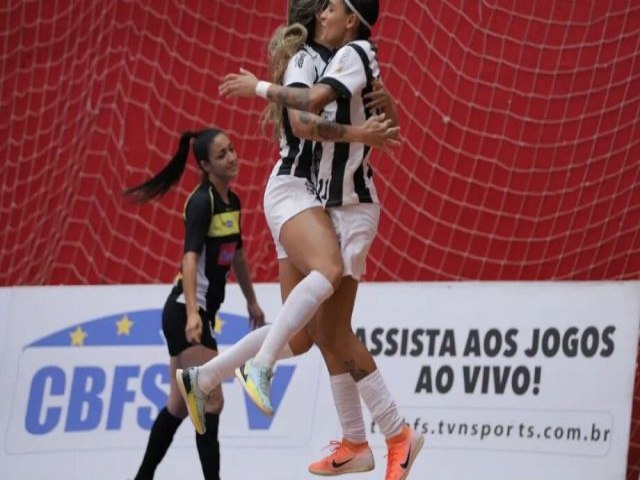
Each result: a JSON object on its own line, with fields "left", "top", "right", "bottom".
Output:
{"left": 1, "top": 0, "right": 638, "bottom": 476}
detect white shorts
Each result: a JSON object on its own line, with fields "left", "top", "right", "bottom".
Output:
{"left": 263, "top": 170, "right": 322, "bottom": 259}
{"left": 329, "top": 203, "right": 380, "bottom": 280}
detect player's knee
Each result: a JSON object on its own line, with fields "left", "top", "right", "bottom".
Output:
{"left": 313, "top": 326, "right": 339, "bottom": 351}
{"left": 289, "top": 329, "right": 313, "bottom": 355}
{"left": 168, "top": 396, "right": 188, "bottom": 419}
{"left": 317, "top": 261, "right": 343, "bottom": 290}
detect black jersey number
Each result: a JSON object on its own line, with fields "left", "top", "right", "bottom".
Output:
{"left": 317, "top": 177, "right": 330, "bottom": 201}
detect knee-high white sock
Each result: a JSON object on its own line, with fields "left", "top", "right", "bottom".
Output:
{"left": 197, "top": 325, "right": 294, "bottom": 394}
{"left": 357, "top": 369, "right": 404, "bottom": 439}
{"left": 254, "top": 270, "right": 334, "bottom": 368}
{"left": 331, "top": 373, "right": 367, "bottom": 444}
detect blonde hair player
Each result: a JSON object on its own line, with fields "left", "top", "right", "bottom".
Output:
{"left": 175, "top": 0, "right": 403, "bottom": 476}
{"left": 218, "top": 1, "right": 425, "bottom": 479}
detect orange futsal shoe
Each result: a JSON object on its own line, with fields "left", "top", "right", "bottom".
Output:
{"left": 384, "top": 426, "right": 424, "bottom": 480}
{"left": 308, "top": 439, "right": 375, "bottom": 476}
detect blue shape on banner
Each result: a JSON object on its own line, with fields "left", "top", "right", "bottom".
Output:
{"left": 20, "top": 308, "right": 297, "bottom": 434}
{"left": 25, "top": 310, "right": 251, "bottom": 348}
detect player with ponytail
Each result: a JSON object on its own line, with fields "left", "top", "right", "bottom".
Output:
{"left": 125, "top": 128, "right": 265, "bottom": 480}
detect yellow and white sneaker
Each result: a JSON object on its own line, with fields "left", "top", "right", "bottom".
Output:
{"left": 384, "top": 426, "right": 424, "bottom": 480}
{"left": 308, "top": 439, "right": 375, "bottom": 476}
{"left": 175, "top": 367, "right": 209, "bottom": 435}
{"left": 235, "top": 359, "right": 273, "bottom": 416}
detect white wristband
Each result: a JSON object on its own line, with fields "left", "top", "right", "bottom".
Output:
{"left": 255, "top": 81, "right": 271, "bottom": 99}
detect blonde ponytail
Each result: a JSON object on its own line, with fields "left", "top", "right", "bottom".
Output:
{"left": 260, "top": 23, "right": 308, "bottom": 137}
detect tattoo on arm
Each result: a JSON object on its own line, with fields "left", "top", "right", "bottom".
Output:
{"left": 298, "top": 111, "right": 348, "bottom": 141}
{"left": 269, "top": 86, "right": 311, "bottom": 111}
{"left": 317, "top": 120, "right": 347, "bottom": 141}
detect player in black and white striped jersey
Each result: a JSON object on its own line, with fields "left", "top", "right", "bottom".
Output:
{"left": 177, "top": 2, "right": 401, "bottom": 476}
{"left": 220, "top": 1, "right": 424, "bottom": 479}
{"left": 271, "top": 32, "right": 331, "bottom": 178}
{"left": 313, "top": 32, "right": 382, "bottom": 208}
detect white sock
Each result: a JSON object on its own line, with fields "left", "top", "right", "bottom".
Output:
{"left": 197, "top": 325, "right": 294, "bottom": 394}
{"left": 331, "top": 373, "right": 367, "bottom": 444}
{"left": 356, "top": 369, "right": 404, "bottom": 439}
{"left": 254, "top": 270, "right": 334, "bottom": 368}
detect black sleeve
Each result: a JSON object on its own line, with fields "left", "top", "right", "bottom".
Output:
{"left": 317, "top": 77, "right": 351, "bottom": 99}
{"left": 183, "top": 191, "right": 212, "bottom": 254}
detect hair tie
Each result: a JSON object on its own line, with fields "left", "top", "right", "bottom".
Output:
{"left": 344, "top": 0, "right": 372, "bottom": 30}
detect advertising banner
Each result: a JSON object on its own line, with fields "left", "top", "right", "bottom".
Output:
{"left": 0, "top": 282, "right": 637, "bottom": 479}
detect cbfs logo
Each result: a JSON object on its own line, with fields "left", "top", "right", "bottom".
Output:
{"left": 7, "top": 309, "right": 316, "bottom": 453}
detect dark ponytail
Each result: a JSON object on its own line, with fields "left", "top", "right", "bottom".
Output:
{"left": 123, "top": 131, "right": 197, "bottom": 203}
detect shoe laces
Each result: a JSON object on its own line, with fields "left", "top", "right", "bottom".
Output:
{"left": 317, "top": 440, "right": 351, "bottom": 462}
{"left": 330, "top": 439, "right": 364, "bottom": 457}
{"left": 256, "top": 366, "right": 273, "bottom": 393}
{"left": 325, "top": 440, "right": 344, "bottom": 454}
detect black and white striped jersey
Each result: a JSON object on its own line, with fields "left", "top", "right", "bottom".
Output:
{"left": 315, "top": 40, "right": 381, "bottom": 208}
{"left": 276, "top": 40, "right": 332, "bottom": 179}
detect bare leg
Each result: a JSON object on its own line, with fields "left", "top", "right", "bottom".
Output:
{"left": 252, "top": 207, "right": 342, "bottom": 367}
{"left": 312, "top": 277, "right": 376, "bottom": 378}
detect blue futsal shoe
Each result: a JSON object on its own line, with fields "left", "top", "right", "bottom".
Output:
{"left": 235, "top": 359, "right": 274, "bottom": 416}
